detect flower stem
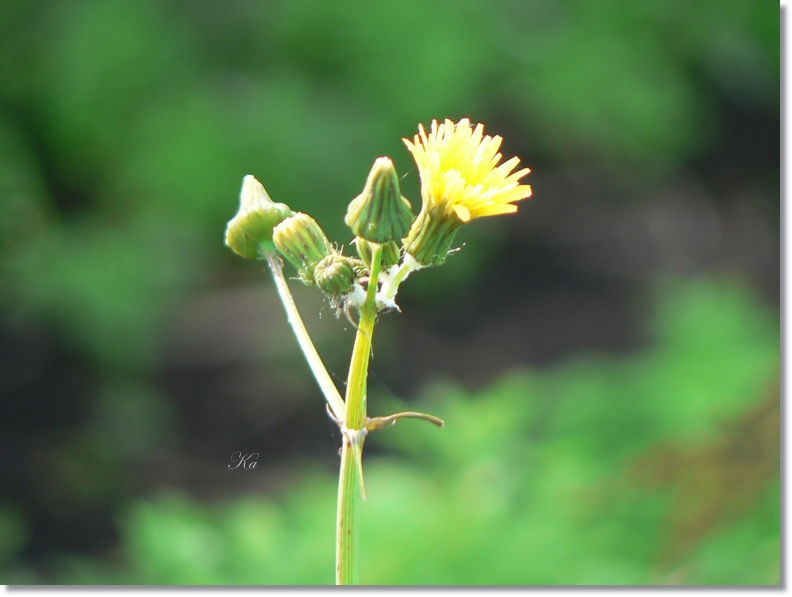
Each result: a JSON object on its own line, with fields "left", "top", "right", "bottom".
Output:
{"left": 336, "top": 243, "right": 383, "bottom": 585}
{"left": 264, "top": 250, "right": 345, "bottom": 421}
{"left": 335, "top": 437, "right": 359, "bottom": 585}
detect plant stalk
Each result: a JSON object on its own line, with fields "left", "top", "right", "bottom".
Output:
{"left": 336, "top": 243, "right": 383, "bottom": 585}
{"left": 264, "top": 251, "right": 345, "bottom": 421}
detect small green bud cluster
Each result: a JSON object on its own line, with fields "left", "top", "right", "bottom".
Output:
{"left": 226, "top": 156, "right": 422, "bottom": 315}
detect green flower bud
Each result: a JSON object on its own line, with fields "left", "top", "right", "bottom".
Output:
{"left": 355, "top": 238, "right": 400, "bottom": 270}
{"left": 225, "top": 175, "right": 293, "bottom": 259}
{"left": 314, "top": 253, "right": 356, "bottom": 297}
{"left": 272, "top": 212, "right": 332, "bottom": 285}
{"left": 345, "top": 157, "right": 414, "bottom": 243}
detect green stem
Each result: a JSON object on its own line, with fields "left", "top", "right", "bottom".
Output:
{"left": 264, "top": 250, "right": 345, "bottom": 421}
{"left": 336, "top": 243, "right": 383, "bottom": 585}
{"left": 335, "top": 437, "right": 359, "bottom": 585}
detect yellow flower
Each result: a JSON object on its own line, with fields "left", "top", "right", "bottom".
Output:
{"left": 405, "top": 118, "right": 532, "bottom": 222}
{"left": 402, "top": 118, "right": 532, "bottom": 266}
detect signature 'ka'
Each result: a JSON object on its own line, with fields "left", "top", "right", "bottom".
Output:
{"left": 224, "top": 118, "right": 532, "bottom": 585}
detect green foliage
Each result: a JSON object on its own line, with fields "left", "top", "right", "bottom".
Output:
{"left": 0, "top": 0, "right": 778, "bottom": 371}
{"left": 39, "top": 277, "right": 779, "bottom": 585}
{"left": 0, "top": 0, "right": 778, "bottom": 586}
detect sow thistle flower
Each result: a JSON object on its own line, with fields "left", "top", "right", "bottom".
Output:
{"left": 402, "top": 118, "right": 532, "bottom": 266}
{"left": 224, "top": 117, "right": 534, "bottom": 585}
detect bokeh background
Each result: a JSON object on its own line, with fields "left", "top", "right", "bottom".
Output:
{"left": 0, "top": 0, "right": 780, "bottom": 585}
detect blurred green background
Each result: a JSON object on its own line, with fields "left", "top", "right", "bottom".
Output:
{"left": 0, "top": 0, "right": 779, "bottom": 586}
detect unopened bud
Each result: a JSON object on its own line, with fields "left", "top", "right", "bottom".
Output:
{"left": 345, "top": 157, "right": 414, "bottom": 243}
{"left": 225, "top": 175, "right": 293, "bottom": 259}
{"left": 272, "top": 212, "right": 332, "bottom": 285}
{"left": 314, "top": 253, "right": 356, "bottom": 297}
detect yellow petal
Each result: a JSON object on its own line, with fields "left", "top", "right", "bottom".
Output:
{"left": 453, "top": 204, "right": 471, "bottom": 222}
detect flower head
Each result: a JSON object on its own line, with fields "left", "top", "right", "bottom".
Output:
{"left": 404, "top": 118, "right": 532, "bottom": 223}
{"left": 402, "top": 118, "right": 532, "bottom": 266}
